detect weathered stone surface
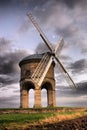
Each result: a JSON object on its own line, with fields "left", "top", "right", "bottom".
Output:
{"left": 19, "top": 53, "right": 56, "bottom": 108}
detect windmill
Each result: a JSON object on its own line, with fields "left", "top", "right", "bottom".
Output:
{"left": 27, "top": 13, "right": 78, "bottom": 89}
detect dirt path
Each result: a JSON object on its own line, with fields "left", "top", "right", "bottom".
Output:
{"left": 45, "top": 115, "right": 87, "bottom": 130}
{"left": 26, "top": 115, "right": 87, "bottom": 130}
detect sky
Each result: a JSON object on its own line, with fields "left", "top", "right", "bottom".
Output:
{"left": 0, "top": 0, "right": 87, "bottom": 108}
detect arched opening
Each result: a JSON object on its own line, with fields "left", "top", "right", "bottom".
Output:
{"left": 21, "top": 81, "right": 35, "bottom": 108}
{"left": 41, "top": 88, "right": 47, "bottom": 107}
{"left": 29, "top": 89, "right": 34, "bottom": 108}
{"left": 41, "top": 82, "right": 53, "bottom": 107}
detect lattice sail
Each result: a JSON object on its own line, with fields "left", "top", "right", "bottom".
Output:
{"left": 31, "top": 53, "right": 53, "bottom": 86}
{"left": 27, "top": 13, "right": 77, "bottom": 89}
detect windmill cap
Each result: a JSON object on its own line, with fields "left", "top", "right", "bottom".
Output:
{"left": 19, "top": 52, "right": 52, "bottom": 67}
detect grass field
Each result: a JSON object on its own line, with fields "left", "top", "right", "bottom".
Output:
{"left": 0, "top": 107, "right": 87, "bottom": 129}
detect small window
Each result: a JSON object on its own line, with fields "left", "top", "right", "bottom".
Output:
{"left": 25, "top": 70, "right": 31, "bottom": 77}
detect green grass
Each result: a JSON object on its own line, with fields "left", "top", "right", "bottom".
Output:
{"left": 0, "top": 107, "right": 87, "bottom": 129}
{"left": 0, "top": 112, "right": 55, "bottom": 124}
{"left": 0, "top": 112, "right": 56, "bottom": 130}
{"left": 58, "top": 111, "right": 75, "bottom": 115}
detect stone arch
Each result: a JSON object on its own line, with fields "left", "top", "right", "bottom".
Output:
{"left": 23, "top": 81, "right": 35, "bottom": 90}
{"left": 41, "top": 88, "right": 47, "bottom": 107}
{"left": 41, "top": 81, "right": 55, "bottom": 107}
{"left": 29, "top": 89, "right": 34, "bottom": 108}
{"left": 20, "top": 81, "right": 35, "bottom": 108}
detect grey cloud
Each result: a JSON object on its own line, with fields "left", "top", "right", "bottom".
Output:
{"left": 55, "top": 24, "right": 79, "bottom": 40}
{"left": 18, "top": 20, "right": 30, "bottom": 34}
{"left": 0, "top": 0, "right": 47, "bottom": 9}
{"left": 56, "top": 81, "right": 87, "bottom": 98}
{"left": 35, "top": 41, "right": 68, "bottom": 56}
{"left": 0, "top": 0, "right": 82, "bottom": 7}
{"left": 33, "top": 0, "right": 87, "bottom": 20}
{"left": 81, "top": 48, "right": 87, "bottom": 54}
{"left": 70, "top": 59, "right": 87, "bottom": 74}
{"left": 0, "top": 50, "right": 27, "bottom": 74}
{"left": 32, "top": 0, "right": 87, "bottom": 49}
{"left": 35, "top": 42, "right": 52, "bottom": 53}
{"left": 13, "top": 89, "right": 20, "bottom": 93}
{"left": 35, "top": 42, "right": 72, "bottom": 73}
{"left": 60, "top": 0, "right": 87, "bottom": 8}
{"left": 0, "top": 75, "right": 15, "bottom": 86}
{"left": 0, "top": 50, "right": 28, "bottom": 87}
{"left": 1, "top": 0, "right": 87, "bottom": 13}
{"left": 59, "top": 55, "right": 72, "bottom": 62}
{"left": 62, "top": 0, "right": 76, "bottom": 8}
{"left": 0, "top": 95, "right": 20, "bottom": 108}
{"left": 16, "top": 0, "right": 87, "bottom": 51}
{"left": 0, "top": 38, "right": 12, "bottom": 53}
{"left": 0, "top": 74, "right": 19, "bottom": 87}
{"left": 57, "top": 0, "right": 87, "bottom": 8}
{"left": 77, "top": 82, "right": 87, "bottom": 91}
{"left": 0, "top": 37, "right": 29, "bottom": 87}
{"left": 0, "top": 0, "right": 11, "bottom": 6}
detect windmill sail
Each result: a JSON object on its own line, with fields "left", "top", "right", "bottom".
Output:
{"left": 27, "top": 13, "right": 77, "bottom": 88}
{"left": 31, "top": 53, "right": 53, "bottom": 86}
{"left": 54, "top": 38, "right": 64, "bottom": 55}
{"left": 27, "top": 13, "right": 52, "bottom": 52}
{"left": 55, "top": 56, "right": 77, "bottom": 88}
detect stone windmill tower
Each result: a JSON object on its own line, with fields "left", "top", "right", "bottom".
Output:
{"left": 19, "top": 52, "right": 56, "bottom": 108}
{"left": 19, "top": 14, "right": 77, "bottom": 108}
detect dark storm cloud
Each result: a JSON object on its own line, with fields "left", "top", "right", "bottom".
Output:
{"left": 78, "top": 82, "right": 87, "bottom": 91}
{"left": 70, "top": 59, "right": 87, "bottom": 74}
{"left": 59, "top": 0, "right": 87, "bottom": 8}
{"left": 0, "top": 50, "right": 28, "bottom": 87}
{"left": 58, "top": 0, "right": 87, "bottom": 8}
{"left": 0, "top": 74, "right": 17, "bottom": 87}
{"left": 0, "top": 37, "right": 29, "bottom": 87}
{"left": 56, "top": 81, "right": 87, "bottom": 97}
{"left": 0, "top": 0, "right": 47, "bottom": 8}
{"left": 0, "top": 50, "right": 27, "bottom": 74}
{"left": 62, "top": 0, "right": 76, "bottom": 8}
{"left": 0, "top": 0, "right": 83, "bottom": 7}
{"left": 1, "top": 0, "right": 87, "bottom": 13}
{"left": 0, "top": 0, "right": 11, "bottom": 6}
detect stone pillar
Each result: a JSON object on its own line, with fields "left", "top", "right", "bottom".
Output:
{"left": 52, "top": 89, "right": 56, "bottom": 106}
{"left": 20, "top": 87, "right": 28, "bottom": 108}
{"left": 47, "top": 89, "right": 56, "bottom": 107}
{"left": 34, "top": 88, "right": 42, "bottom": 108}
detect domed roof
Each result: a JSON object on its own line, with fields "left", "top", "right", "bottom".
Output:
{"left": 19, "top": 52, "right": 52, "bottom": 67}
